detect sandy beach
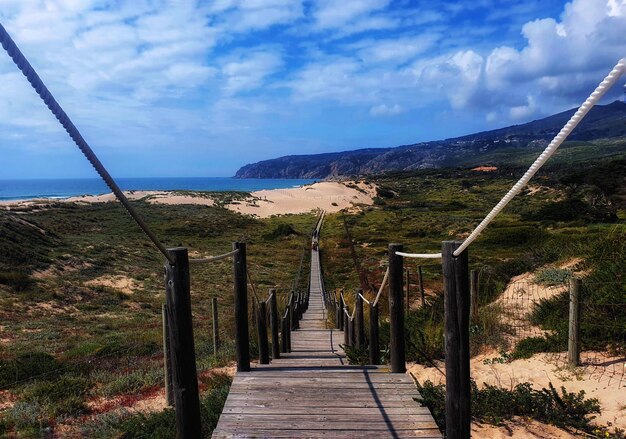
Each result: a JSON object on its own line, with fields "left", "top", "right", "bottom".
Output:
{"left": 0, "top": 181, "right": 375, "bottom": 217}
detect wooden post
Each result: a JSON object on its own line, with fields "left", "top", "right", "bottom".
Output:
{"left": 257, "top": 300, "right": 270, "bottom": 365}
{"left": 388, "top": 243, "right": 406, "bottom": 373}
{"left": 442, "top": 241, "right": 471, "bottom": 439}
{"left": 286, "top": 306, "right": 292, "bottom": 352}
{"left": 405, "top": 268, "right": 410, "bottom": 312}
{"left": 269, "top": 289, "right": 280, "bottom": 359}
{"left": 335, "top": 303, "right": 342, "bottom": 330}
{"left": 369, "top": 303, "right": 380, "bottom": 365}
{"left": 164, "top": 247, "right": 201, "bottom": 438}
{"left": 281, "top": 317, "right": 288, "bottom": 353}
{"left": 350, "top": 317, "right": 355, "bottom": 346}
{"left": 343, "top": 310, "right": 350, "bottom": 347}
{"left": 355, "top": 290, "right": 365, "bottom": 348}
{"left": 162, "top": 303, "right": 174, "bottom": 407}
{"left": 418, "top": 265, "right": 425, "bottom": 307}
{"left": 233, "top": 242, "right": 250, "bottom": 372}
{"left": 470, "top": 269, "right": 479, "bottom": 322}
{"left": 212, "top": 297, "right": 220, "bottom": 357}
{"left": 290, "top": 292, "right": 298, "bottom": 330}
{"left": 338, "top": 294, "right": 345, "bottom": 329}
{"left": 568, "top": 277, "right": 581, "bottom": 367}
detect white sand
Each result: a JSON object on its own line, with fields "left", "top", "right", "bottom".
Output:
{"left": 225, "top": 181, "right": 376, "bottom": 217}
{"left": 1, "top": 181, "right": 373, "bottom": 216}
{"left": 410, "top": 351, "right": 625, "bottom": 436}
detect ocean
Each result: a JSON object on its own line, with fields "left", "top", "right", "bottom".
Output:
{"left": 0, "top": 177, "right": 318, "bottom": 201}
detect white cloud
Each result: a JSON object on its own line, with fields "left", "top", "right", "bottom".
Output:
{"left": 509, "top": 95, "right": 537, "bottom": 120}
{"left": 412, "top": 0, "right": 626, "bottom": 121}
{"left": 416, "top": 50, "right": 484, "bottom": 109}
{"left": 485, "top": 0, "right": 626, "bottom": 89}
{"left": 351, "top": 34, "right": 440, "bottom": 65}
{"left": 210, "top": 0, "right": 303, "bottom": 32}
{"left": 311, "top": 0, "right": 392, "bottom": 32}
{"left": 221, "top": 51, "right": 283, "bottom": 94}
{"left": 369, "top": 103, "right": 403, "bottom": 117}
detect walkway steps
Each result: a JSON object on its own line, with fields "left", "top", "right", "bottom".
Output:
{"left": 212, "top": 241, "right": 442, "bottom": 438}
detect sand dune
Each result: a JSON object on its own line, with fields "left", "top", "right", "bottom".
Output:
{"left": 1, "top": 181, "right": 374, "bottom": 217}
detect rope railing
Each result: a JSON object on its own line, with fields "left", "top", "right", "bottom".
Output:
{"left": 0, "top": 23, "right": 175, "bottom": 265}
{"left": 372, "top": 267, "right": 389, "bottom": 307}
{"left": 395, "top": 251, "right": 442, "bottom": 259}
{"left": 392, "top": 58, "right": 626, "bottom": 260}
{"left": 189, "top": 248, "right": 239, "bottom": 264}
{"left": 453, "top": 57, "right": 625, "bottom": 257}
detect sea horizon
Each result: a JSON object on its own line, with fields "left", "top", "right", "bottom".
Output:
{"left": 0, "top": 177, "right": 318, "bottom": 201}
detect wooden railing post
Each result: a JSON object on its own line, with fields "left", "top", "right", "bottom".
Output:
{"left": 269, "top": 289, "right": 280, "bottom": 359}
{"left": 369, "top": 303, "right": 379, "bottom": 365}
{"left": 286, "top": 305, "right": 292, "bottom": 352}
{"left": 335, "top": 302, "right": 342, "bottom": 330}
{"left": 281, "top": 316, "right": 289, "bottom": 353}
{"left": 418, "top": 265, "right": 425, "bottom": 307}
{"left": 350, "top": 317, "right": 356, "bottom": 346}
{"left": 568, "top": 277, "right": 581, "bottom": 367}
{"left": 164, "top": 247, "right": 201, "bottom": 438}
{"left": 233, "top": 242, "right": 250, "bottom": 372}
{"left": 338, "top": 293, "right": 345, "bottom": 330}
{"left": 290, "top": 291, "right": 299, "bottom": 330}
{"left": 257, "top": 300, "right": 270, "bottom": 365}
{"left": 442, "top": 241, "right": 470, "bottom": 439}
{"left": 470, "top": 269, "right": 479, "bottom": 322}
{"left": 388, "top": 243, "right": 406, "bottom": 373}
{"left": 212, "top": 297, "right": 220, "bottom": 357}
{"left": 343, "top": 306, "right": 350, "bottom": 347}
{"left": 355, "top": 289, "right": 365, "bottom": 348}
{"left": 162, "top": 303, "right": 174, "bottom": 407}
{"left": 405, "top": 268, "right": 410, "bottom": 313}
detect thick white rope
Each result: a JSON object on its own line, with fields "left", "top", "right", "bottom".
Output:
{"left": 189, "top": 248, "right": 239, "bottom": 263}
{"left": 372, "top": 267, "right": 389, "bottom": 306}
{"left": 396, "top": 251, "right": 442, "bottom": 259}
{"left": 454, "top": 58, "right": 625, "bottom": 257}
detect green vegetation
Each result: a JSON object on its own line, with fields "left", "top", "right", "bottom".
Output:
{"left": 321, "top": 159, "right": 625, "bottom": 364}
{"left": 414, "top": 380, "right": 625, "bottom": 437}
{"left": 0, "top": 198, "right": 316, "bottom": 436}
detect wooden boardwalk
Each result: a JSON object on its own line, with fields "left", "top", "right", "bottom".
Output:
{"left": 213, "top": 243, "right": 442, "bottom": 438}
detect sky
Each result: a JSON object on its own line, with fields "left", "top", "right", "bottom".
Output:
{"left": 0, "top": 0, "right": 625, "bottom": 179}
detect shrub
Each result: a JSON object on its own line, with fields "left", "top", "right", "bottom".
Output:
{"left": 415, "top": 380, "right": 601, "bottom": 433}
{"left": 342, "top": 344, "right": 369, "bottom": 365}
{"left": 376, "top": 187, "right": 395, "bottom": 199}
{"left": 20, "top": 375, "right": 91, "bottom": 417}
{"left": 534, "top": 267, "right": 572, "bottom": 286}
{"left": 264, "top": 223, "right": 300, "bottom": 239}
{"left": 512, "top": 335, "right": 565, "bottom": 359}
{"left": 521, "top": 194, "right": 617, "bottom": 224}
{"left": 0, "top": 271, "right": 34, "bottom": 291}
{"left": 0, "top": 352, "right": 60, "bottom": 387}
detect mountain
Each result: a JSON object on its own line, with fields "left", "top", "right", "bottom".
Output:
{"left": 235, "top": 101, "right": 626, "bottom": 178}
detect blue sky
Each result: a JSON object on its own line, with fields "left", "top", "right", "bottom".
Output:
{"left": 0, "top": 0, "right": 625, "bottom": 178}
